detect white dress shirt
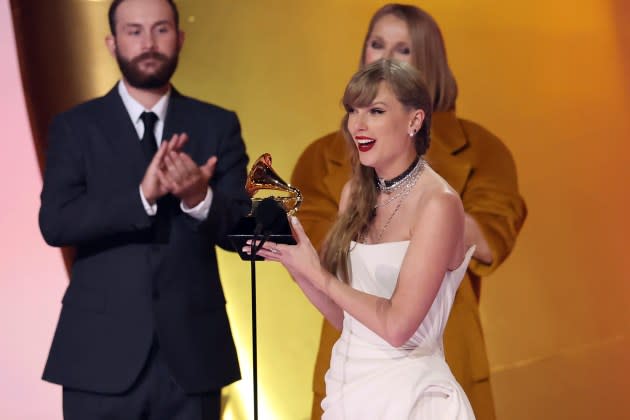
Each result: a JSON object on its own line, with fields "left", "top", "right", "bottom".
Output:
{"left": 117, "top": 81, "right": 212, "bottom": 221}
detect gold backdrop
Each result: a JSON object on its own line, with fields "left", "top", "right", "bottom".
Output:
{"left": 13, "top": 0, "right": 630, "bottom": 419}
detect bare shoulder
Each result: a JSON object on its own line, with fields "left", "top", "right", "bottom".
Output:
{"left": 420, "top": 165, "right": 462, "bottom": 208}
{"left": 411, "top": 165, "right": 464, "bottom": 229}
{"left": 407, "top": 166, "right": 465, "bottom": 265}
{"left": 423, "top": 187, "right": 463, "bottom": 222}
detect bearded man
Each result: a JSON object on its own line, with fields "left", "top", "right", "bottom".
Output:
{"left": 39, "top": 1, "right": 249, "bottom": 418}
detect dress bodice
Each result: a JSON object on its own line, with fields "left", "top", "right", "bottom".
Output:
{"left": 322, "top": 241, "right": 477, "bottom": 419}
{"left": 344, "top": 241, "right": 475, "bottom": 357}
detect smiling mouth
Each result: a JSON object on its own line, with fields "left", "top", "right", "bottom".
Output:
{"left": 355, "top": 136, "right": 376, "bottom": 152}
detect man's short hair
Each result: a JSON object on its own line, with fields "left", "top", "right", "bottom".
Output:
{"left": 108, "top": 0, "right": 180, "bottom": 35}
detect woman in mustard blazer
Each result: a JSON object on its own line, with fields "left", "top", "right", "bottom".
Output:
{"left": 290, "top": 4, "right": 527, "bottom": 420}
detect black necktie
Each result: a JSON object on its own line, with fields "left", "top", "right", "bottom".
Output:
{"left": 140, "top": 111, "right": 158, "bottom": 162}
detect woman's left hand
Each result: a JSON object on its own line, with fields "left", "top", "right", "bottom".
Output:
{"left": 244, "top": 215, "right": 329, "bottom": 291}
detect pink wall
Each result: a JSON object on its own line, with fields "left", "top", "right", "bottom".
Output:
{"left": 0, "top": 1, "right": 65, "bottom": 417}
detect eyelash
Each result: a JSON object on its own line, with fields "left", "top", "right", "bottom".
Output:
{"left": 369, "top": 40, "right": 410, "bottom": 55}
{"left": 345, "top": 108, "right": 384, "bottom": 115}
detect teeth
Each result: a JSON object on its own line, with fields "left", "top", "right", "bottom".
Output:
{"left": 357, "top": 139, "right": 375, "bottom": 144}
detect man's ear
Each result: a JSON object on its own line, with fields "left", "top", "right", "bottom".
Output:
{"left": 177, "top": 30, "right": 186, "bottom": 50}
{"left": 105, "top": 34, "right": 116, "bottom": 58}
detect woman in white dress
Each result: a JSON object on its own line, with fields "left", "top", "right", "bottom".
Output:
{"left": 248, "top": 59, "right": 475, "bottom": 419}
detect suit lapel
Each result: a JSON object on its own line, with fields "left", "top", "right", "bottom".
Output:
{"left": 98, "top": 86, "right": 147, "bottom": 183}
{"left": 162, "top": 89, "right": 194, "bottom": 158}
{"left": 426, "top": 112, "right": 472, "bottom": 195}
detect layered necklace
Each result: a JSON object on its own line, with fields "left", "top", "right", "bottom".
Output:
{"left": 374, "top": 156, "right": 425, "bottom": 208}
{"left": 376, "top": 155, "right": 422, "bottom": 194}
{"left": 371, "top": 156, "right": 426, "bottom": 243}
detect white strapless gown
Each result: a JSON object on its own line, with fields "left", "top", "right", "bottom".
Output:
{"left": 322, "top": 241, "right": 476, "bottom": 420}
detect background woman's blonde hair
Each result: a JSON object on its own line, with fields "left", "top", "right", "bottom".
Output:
{"left": 360, "top": 3, "right": 458, "bottom": 112}
{"left": 321, "top": 59, "right": 432, "bottom": 283}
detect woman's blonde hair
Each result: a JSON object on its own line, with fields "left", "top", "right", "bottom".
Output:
{"left": 360, "top": 4, "right": 458, "bottom": 112}
{"left": 321, "top": 59, "right": 432, "bottom": 283}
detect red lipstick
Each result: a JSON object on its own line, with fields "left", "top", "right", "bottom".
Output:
{"left": 355, "top": 135, "right": 376, "bottom": 152}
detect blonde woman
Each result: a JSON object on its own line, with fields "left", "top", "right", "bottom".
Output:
{"left": 248, "top": 59, "right": 475, "bottom": 419}
{"left": 291, "top": 4, "right": 526, "bottom": 419}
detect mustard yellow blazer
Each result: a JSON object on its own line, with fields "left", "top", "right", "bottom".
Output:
{"left": 290, "top": 111, "right": 527, "bottom": 420}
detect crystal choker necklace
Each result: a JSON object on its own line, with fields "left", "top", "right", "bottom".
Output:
{"left": 375, "top": 156, "right": 423, "bottom": 194}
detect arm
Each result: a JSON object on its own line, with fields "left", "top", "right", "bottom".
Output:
{"left": 325, "top": 192, "right": 465, "bottom": 347}
{"left": 461, "top": 122, "right": 527, "bottom": 276}
{"left": 39, "top": 115, "right": 154, "bottom": 247}
{"left": 287, "top": 180, "right": 355, "bottom": 329}
{"left": 258, "top": 189, "right": 465, "bottom": 347}
{"left": 464, "top": 213, "right": 492, "bottom": 264}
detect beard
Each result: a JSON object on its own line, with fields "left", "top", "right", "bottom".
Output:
{"left": 115, "top": 49, "right": 179, "bottom": 89}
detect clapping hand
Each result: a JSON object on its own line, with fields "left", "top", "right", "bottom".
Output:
{"left": 141, "top": 133, "right": 217, "bottom": 207}
{"left": 140, "top": 134, "right": 184, "bottom": 204}
{"left": 158, "top": 146, "right": 216, "bottom": 208}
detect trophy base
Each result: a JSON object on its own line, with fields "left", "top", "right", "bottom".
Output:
{"left": 228, "top": 216, "right": 297, "bottom": 261}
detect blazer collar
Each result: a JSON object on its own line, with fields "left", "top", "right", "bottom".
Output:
{"left": 431, "top": 111, "right": 468, "bottom": 154}
{"left": 426, "top": 111, "right": 471, "bottom": 195}
{"left": 117, "top": 81, "right": 171, "bottom": 127}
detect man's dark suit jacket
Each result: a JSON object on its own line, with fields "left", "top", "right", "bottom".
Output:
{"left": 39, "top": 85, "right": 249, "bottom": 394}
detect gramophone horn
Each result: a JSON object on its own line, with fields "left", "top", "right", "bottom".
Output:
{"left": 245, "top": 153, "right": 302, "bottom": 215}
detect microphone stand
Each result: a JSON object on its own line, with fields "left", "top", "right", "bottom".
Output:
{"left": 228, "top": 198, "right": 293, "bottom": 420}
{"left": 249, "top": 230, "right": 270, "bottom": 420}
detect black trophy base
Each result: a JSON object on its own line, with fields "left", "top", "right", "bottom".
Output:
{"left": 228, "top": 216, "right": 297, "bottom": 261}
